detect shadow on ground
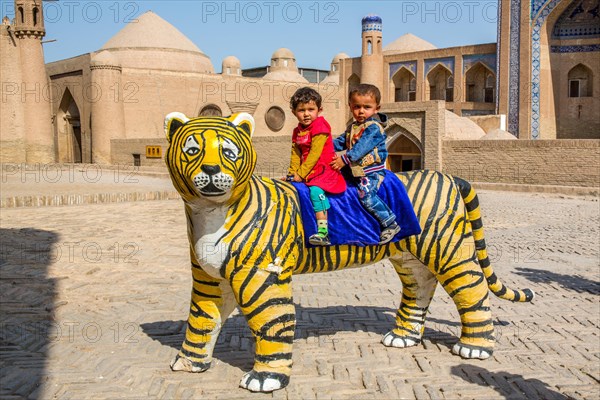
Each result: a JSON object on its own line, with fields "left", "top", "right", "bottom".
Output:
{"left": 451, "top": 364, "right": 567, "bottom": 400}
{"left": 515, "top": 267, "right": 599, "bottom": 295}
{"left": 0, "top": 228, "right": 59, "bottom": 399}
{"left": 141, "top": 305, "right": 516, "bottom": 371}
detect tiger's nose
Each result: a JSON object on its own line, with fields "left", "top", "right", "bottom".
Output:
{"left": 201, "top": 164, "right": 221, "bottom": 175}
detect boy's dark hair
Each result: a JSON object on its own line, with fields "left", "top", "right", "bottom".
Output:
{"left": 349, "top": 84, "right": 381, "bottom": 105}
{"left": 290, "top": 87, "right": 322, "bottom": 110}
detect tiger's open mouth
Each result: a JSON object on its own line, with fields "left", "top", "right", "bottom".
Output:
{"left": 198, "top": 182, "right": 226, "bottom": 196}
{"left": 193, "top": 170, "right": 233, "bottom": 197}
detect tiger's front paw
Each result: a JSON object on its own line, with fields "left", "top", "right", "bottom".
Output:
{"left": 452, "top": 343, "right": 492, "bottom": 359}
{"left": 170, "top": 353, "right": 211, "bottom": 373}
{"left": 382, "top": 331, "right": 421, "bottom": 348}
{"left": 239, "top": 370, "right": 289, "bottom": 392}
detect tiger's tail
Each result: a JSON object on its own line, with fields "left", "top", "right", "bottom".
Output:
{"left": 453, "top": 176, "right": 535, "bottom": 302}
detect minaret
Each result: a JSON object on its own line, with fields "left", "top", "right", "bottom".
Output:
{"left": 360, "top": 14, "right": 384, "bottom": 90}
{"left": 13, "top": 0, "right": 54, "bottom": 162}
{"left": 1, "top": 14, "right": 26, "bottom": 162}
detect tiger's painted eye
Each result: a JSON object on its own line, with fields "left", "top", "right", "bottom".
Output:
{"left": 186, "top": 147, "right": 199, "bottom": 156}
{"left": 223, "top": 148, "right": 237, "bottom": 160}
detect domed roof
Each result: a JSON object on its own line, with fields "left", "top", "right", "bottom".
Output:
{"left": 443, "top": 111, "right": 485, "bottom": 140}
{"left": 91, "top": 50, "right": 120, "bottom": 67}
{"left": 98, "top": 11, "right": 214, "bottom": 73}
{"left": 362, "top": 14, "right": 382, "bottom": 24}
{"left": 383, "top": 33, "right": 437, "bottom": 54}
{"left": 222, "top": 56, "right": 240, "bottom": 67}
{"left": 222, "top": 56, "right": 241, "bottom": 75}
{"left": 481, "top": 128, "right": 517, "bottom": 140}
{"left": 332, "top": 52, "right": 349, "bottom": 63}
{"left": 101, "top": 11, "right": 204, "bottom": 53}
{"left": 272, "top": 48, "right": 295, "bottom": 59}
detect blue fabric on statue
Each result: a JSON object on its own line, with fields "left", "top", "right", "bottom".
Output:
{"left": 292, "top": 170, "right": 421, "bottom": 247}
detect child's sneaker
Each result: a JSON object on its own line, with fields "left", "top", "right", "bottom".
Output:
{"left": 309, "top": 232, "right": 331, "bottom": 246}
{"left": 379, "top": 222, "right": 401, "bottom": 244}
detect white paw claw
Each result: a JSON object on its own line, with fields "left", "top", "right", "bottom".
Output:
{"left": 382, "top": 332, "right": 419, "bottom": 348}
{"left": 239, "top": 371, "right": 287, "bottom": 392}
{"left": 170, "top": 356, "right": 209, "bottom": 372}
{"left": 452, "top": 343, "right": 491, "bottom": 359}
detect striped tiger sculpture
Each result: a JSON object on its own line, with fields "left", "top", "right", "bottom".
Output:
{"left": 163, "top": 112, "right": 534, "bottom": 393}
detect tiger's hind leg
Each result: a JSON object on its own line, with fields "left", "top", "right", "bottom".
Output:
{"left": 437, "top": 258, "right": 494, "bottom": 359}
{"left": 382, "top": 255, "right": 437, "bottom": 349}
{"left": 229, "top": 266, "right": 295, "bottom": 393}
{"left": 171, "top": 264, "right": 237, "bottom": 373}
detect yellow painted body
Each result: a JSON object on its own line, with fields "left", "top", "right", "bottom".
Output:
{"left": 163, "top": 113, "right": 533, "bottom": 391}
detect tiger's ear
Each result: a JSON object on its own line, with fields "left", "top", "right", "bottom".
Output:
{"left": 164, "top": 112, "right": 189, "bottom": 142}
{"left": 228, "top": 113, "right": 255, "bottom": 138}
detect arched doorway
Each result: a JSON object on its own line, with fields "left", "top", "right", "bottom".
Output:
{"left": 56, "top": 89, "right": 83, "bottom": 163}
{"left": 426, "top": 64, "right": 453, "bottom": 101}
{"left": 386, "top": 129, "right": 422, "bottom": 172}
{"left": 465, "top": 62, "right": 496, "bottom": 103}
{"left": 392, "top": 67, "right": 416, "bottom": 102}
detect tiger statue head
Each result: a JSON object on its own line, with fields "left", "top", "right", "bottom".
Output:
{"left": 164, "top": 112, "right": 256, "bottom": 205}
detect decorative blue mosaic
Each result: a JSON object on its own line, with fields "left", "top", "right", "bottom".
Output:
{"left": 530, "top": 0, "right": 561, "bottom": 139}
{"left": 463, "top": 54, "right": 497, "bottom": 74}
{"left": 424, "top": 57, "right": 454, "bottom": 76}
{"left": 389, "top": 61, "right": 417, "bottom": 78}
{"left": 495, "top": 2, "right": 503, "bottom": 115}
{"left": 552, "top": 0, "right": 599, "bottom": 39}
{"left": 551, "top": 44, "right": 600, "bottom": 52}
{"left": 508, "top": 0, "right": 521, "bottom": 136}
{"left": 362, "top": 14, "right": 382, "bottom": 32}
{"left": 531, "top": 0, "right": 552, "bottom": 20}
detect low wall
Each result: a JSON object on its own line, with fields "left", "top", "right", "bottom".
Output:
{"left": 442, "top": 139, "right": 600, "bottom": 187}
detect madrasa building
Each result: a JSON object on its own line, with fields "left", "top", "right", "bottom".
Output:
{"left": 1, "top": 0, "right": 598, "bottom": 189}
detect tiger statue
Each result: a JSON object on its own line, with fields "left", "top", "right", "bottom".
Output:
{"left": 163, "top": 112, "right": 534, "bottom": 393}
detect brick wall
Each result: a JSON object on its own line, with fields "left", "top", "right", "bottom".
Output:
{"left": 442, "top": 139, "right": 600, "bottom": 187}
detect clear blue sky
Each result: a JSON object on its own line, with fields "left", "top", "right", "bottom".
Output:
{"left": 2, "top": 0, "right": 500, "bottom": 70}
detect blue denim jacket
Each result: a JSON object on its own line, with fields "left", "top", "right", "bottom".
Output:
{"left": 333, "top": 113, "right": 388, "bottom": 175}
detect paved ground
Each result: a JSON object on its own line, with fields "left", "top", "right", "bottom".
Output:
{"left": 0, "top": 179, "right": 599, "bottom": 399}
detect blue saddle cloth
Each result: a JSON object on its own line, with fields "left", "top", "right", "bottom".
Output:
{"left": 292, "top": 171, "right": 421, "bottom": 247}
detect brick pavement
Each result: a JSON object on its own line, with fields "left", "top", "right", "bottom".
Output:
{"left": 0, "top": 184, "right": 598, "bottom": 399}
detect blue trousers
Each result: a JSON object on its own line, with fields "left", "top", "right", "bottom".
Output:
{"left": 356, "top": 171, "right": 396, "bottom": 228}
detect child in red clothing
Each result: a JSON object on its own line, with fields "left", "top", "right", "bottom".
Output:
{"left": 287, "top": 87, "right": 346, "bottom": 245}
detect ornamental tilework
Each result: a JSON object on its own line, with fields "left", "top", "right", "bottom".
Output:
{"left": 463, "top": 54, "right": 497, "bottom": 74}
{"left": 531, "top": 0, "right": 552, "bottom": 20}
{"left": 424, "top": 57, "right": 454, "bottom": 76}
{"left": 530, "top": 0, "right": 561, "bottom": 139}
{"left": 550, "top": 44, "right": 600, "bottom": 52}
{"left": 552, "top": 0, "right": 600, "bottom": 39}
{"left": 508, "top": 0, "right": 521, "bottom": 136}
{"left": 389, "top": 61, "right": 417, "bottom": 79}
{"left": 496, "top": 2, "right": 502, "bottom": 114}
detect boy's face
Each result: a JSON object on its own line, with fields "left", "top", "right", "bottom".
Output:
{"left": 349, "top": 93, "right": 380, "bottom": 124}
{"left": 293, "top": 100, "right": 321, "bottom": 127}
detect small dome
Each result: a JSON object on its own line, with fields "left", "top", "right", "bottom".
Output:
{"left": 362, "top": 14, "right": 382, "bottom": 24}
{"left": 481, "top": 128, "right": 517, "bottom": 140}
{"left": 332, "top": 52, "right": 349, "bottom": 64}
{"left": 384, "top": 33, "right": 437, "bottom": 54}
{"left": 443, "top": 111, "right": 485, "bottom": 140}
{"left": 222, "top": 56, "right": 240, "bottom": 67}
{"left": 222, "top": 56, "right": 241, "bottom": 75}
{"left": 362, "top": 14, "right": 382, "bottom": 32}
{"left": 272, "top": 48, "right": 295, "bottom": 60}
{"left": 91, "top": 50, "right": 120, "bottom": 67}
{"left": 265, "top": 48, "right": 306, "bottom": 81}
